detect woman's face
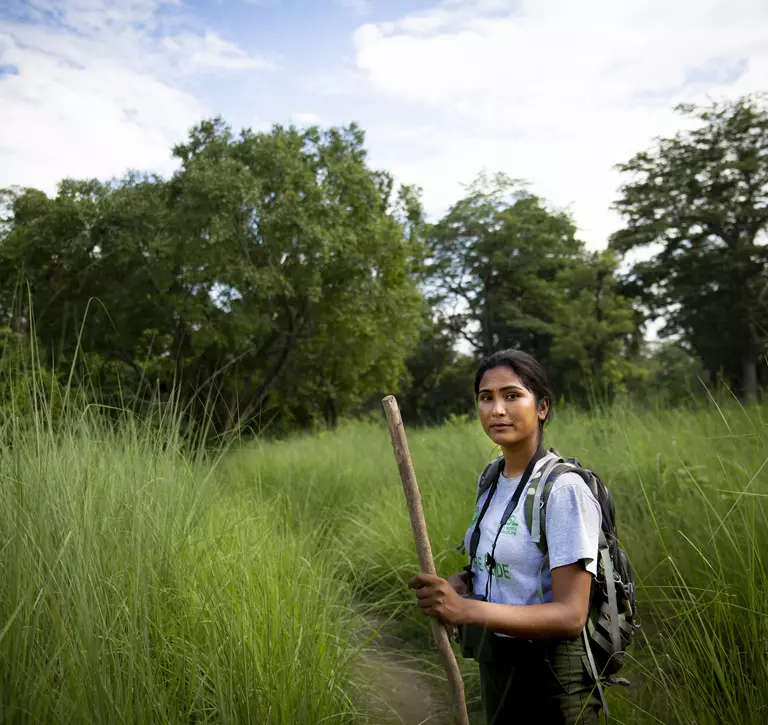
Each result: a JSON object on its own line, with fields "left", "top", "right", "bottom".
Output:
{"left": 476, "top": 366, "right": 548, "bottom": 448}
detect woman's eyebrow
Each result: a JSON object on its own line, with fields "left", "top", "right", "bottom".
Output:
{"left": 478, "top": 385, "right": 525, "bottom": 394}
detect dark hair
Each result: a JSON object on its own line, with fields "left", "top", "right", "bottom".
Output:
{"left": 473, "top": 349, "right": 554, "bottom": 428}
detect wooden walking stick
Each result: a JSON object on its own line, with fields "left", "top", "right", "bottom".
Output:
{"left": 381, "top": 395, "right": 470, "bottom": 725}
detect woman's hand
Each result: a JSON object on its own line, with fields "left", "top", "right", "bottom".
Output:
{"left": 446, "top": 571, "right": 471, "bottom": 596}
{"left": 407, "top": 573, "right": 469, "bottom": 626}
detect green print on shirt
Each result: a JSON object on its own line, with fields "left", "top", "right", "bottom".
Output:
{"left": 501, "top": 514, "right": 518, "bottom": 536}
{"left": 469, "top": 555, "right": 511, "bottom": 580}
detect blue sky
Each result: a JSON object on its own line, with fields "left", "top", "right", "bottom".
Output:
{"left": 1, "top": 0, "right": 767, "bottom": 249}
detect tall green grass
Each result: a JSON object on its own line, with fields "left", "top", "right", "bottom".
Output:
{"left": 229, "top": 402, "right": 768, "bottom": 724}
{"left": 544, "top": 401, "right": 768, "bottom": 724}
{"left": 2, "top": 346, "right": 766, "bottom": 724}
{"left": 0, "top": 406, "right": 363, "bottom": 724}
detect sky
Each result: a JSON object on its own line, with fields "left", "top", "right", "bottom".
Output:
{"left": 1, "top": 0, "right": 767, "bottom": 250}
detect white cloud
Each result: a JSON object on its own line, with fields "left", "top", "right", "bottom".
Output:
{"left": 0, "top": 32, "right": 200, "bottom": 190}
{"left": 351, "top": 0, "right": 768, "bottom": 248}
{"left": 163, "top": 32, "right": 273, "bottom": 72}
{"left": 0, "top": 0, "right": 269, "bottom": 194}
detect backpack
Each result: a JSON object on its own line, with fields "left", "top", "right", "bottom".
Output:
{"left": 475, "top": 449, "right": 639, "bottom": 715}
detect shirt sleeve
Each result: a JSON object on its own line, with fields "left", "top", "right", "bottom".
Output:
{"left": 544, "top": 473, "right": 602, "bottom": 576}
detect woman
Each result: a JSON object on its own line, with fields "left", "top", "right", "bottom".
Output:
{"left": 407, "top": 349, "right": 603, "bottom": 724}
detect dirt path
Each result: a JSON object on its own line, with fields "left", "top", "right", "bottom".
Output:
{"left": 354, "top": 618, "right": 453, "bottom": 725}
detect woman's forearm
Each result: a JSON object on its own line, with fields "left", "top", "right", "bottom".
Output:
{"left": 461, "top": 598, "right": 585, "bottom": 640}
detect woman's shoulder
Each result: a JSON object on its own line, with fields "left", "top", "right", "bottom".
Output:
{"left": 548, "top": 468, "right": 600, "bottom": 507}
{"left": 475, "top": 456, "right": 504, "bottom": 495}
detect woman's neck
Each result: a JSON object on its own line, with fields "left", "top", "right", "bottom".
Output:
{"left": 500, "top": 436, "right": 541, "bottom": 478}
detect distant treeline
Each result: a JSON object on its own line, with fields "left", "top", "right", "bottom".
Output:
{"left": 1, "top": 96, "right": 767, "bottom": 435}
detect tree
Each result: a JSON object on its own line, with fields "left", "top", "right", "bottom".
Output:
{"left": 0, "top": 118, "right": 425, "bottom": 434}
{"left": 170, "top": 120, "right": 425, "bottom": 431}
{"left": 611, "top": 96, "right": 768, "bottom": 401}
{"left": 271, "top": 185, "right": 426, "bottom": 430}
{"left": 549, "top": 250, "right": 645, "bottom": 401}
{"left": 427, "top": 173, "right": 641, "bottom": 403}
{"left": 634, "top": 340, "right": 708, "bottom": 407}
{"left": 428, "top": 173, "right": 584, "bottom": 359}
{"left": 396, "top": 311, "right": 477, "bottom": 426}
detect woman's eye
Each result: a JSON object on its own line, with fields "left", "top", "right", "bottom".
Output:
{"left": 505, "top": 394, "right": 517, "bottom": 400}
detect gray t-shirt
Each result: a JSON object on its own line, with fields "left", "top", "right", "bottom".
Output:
{"left": 463, "top": 453, "right": 602, "bottom": 608}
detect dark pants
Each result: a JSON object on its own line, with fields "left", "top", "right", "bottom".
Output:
{"left": 479, "top": 636, "right": 603, "bottom": 725}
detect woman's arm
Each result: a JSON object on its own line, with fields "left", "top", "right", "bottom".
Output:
{"left": 408, "top": 563, "right": 592, "bottom": 640}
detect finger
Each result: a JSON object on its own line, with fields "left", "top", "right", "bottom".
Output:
{"left": 407, "top": 573, "right": 442, "bottom": 589}
{"left": 417, "top": 595, "right": 443, "bottom": 609}
{"left": 414, "top": 586, "right": 437, "bottom": 600}
{"left": 407, "top": 574, "right": 426, "bottom": 589}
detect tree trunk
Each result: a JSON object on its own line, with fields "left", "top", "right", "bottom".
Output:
{"left": 592, "top": 270, "right": 606, "bottom": 378}
{"left": 741, "top": 308, "right": 760, "bottom": 404}
{"left": 482, "top": 279, "right": 493, "bottom": 356}
{"left": 224, "top": 324, "right": 301, "bottom": 433}
{"left": 742, "top": 352, "right": 758, "bottom": 404}
{"left": 324, "top": 396, "right": 339, "bottom": 429}
{"left": 708, "top": 364, "right": 718, "bottom": 391}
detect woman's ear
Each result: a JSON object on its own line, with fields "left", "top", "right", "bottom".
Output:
{"left": 538, "top": 398, "right": 550, "bottom": 422}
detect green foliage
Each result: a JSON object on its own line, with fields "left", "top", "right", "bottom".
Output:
{"left": 4, "top": 99, "right": 766, "bottom": 428}
{"left": 0, "top": 119, "right": 425, "bottom": 436}
{"left": 0, "top": 408, "right": 362, "bottom": 724}
{"left": 549, "top": 250, "right": 646, "bottom": 400}
{"left": 397, "top": 313, "right": 477, "bottom": 425}
{"left": 628, "top": 340, "right": 709, "bottom": 406}
{"left": 611, "top": 95, "right": 768, "bottom": 401}
{"left": 427, "top": 173, "right": 580, "bottom": 356}
{"left": 1, "top": 368, "right": 767, "bottom": 723}
{"left": 427, "top": 173, "right": 642, "bottom": 404}
{"left": 247, "top": 401, "right": 768, "bottom": 725}
{"left": 0, "top": 326, "right": 62, "bottom": 424}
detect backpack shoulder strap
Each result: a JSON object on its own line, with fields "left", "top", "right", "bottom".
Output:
{"left": 525, "top": 460, "right": 586, "bottom": 553}
{"left": 476, "top": 456, "right": 504, "bottom": 501}
{"left": 599, "top": 530, "right": 622, "bottom": 656}
{"left": 527, "top": 456, "right": 562, "bottom": 546}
